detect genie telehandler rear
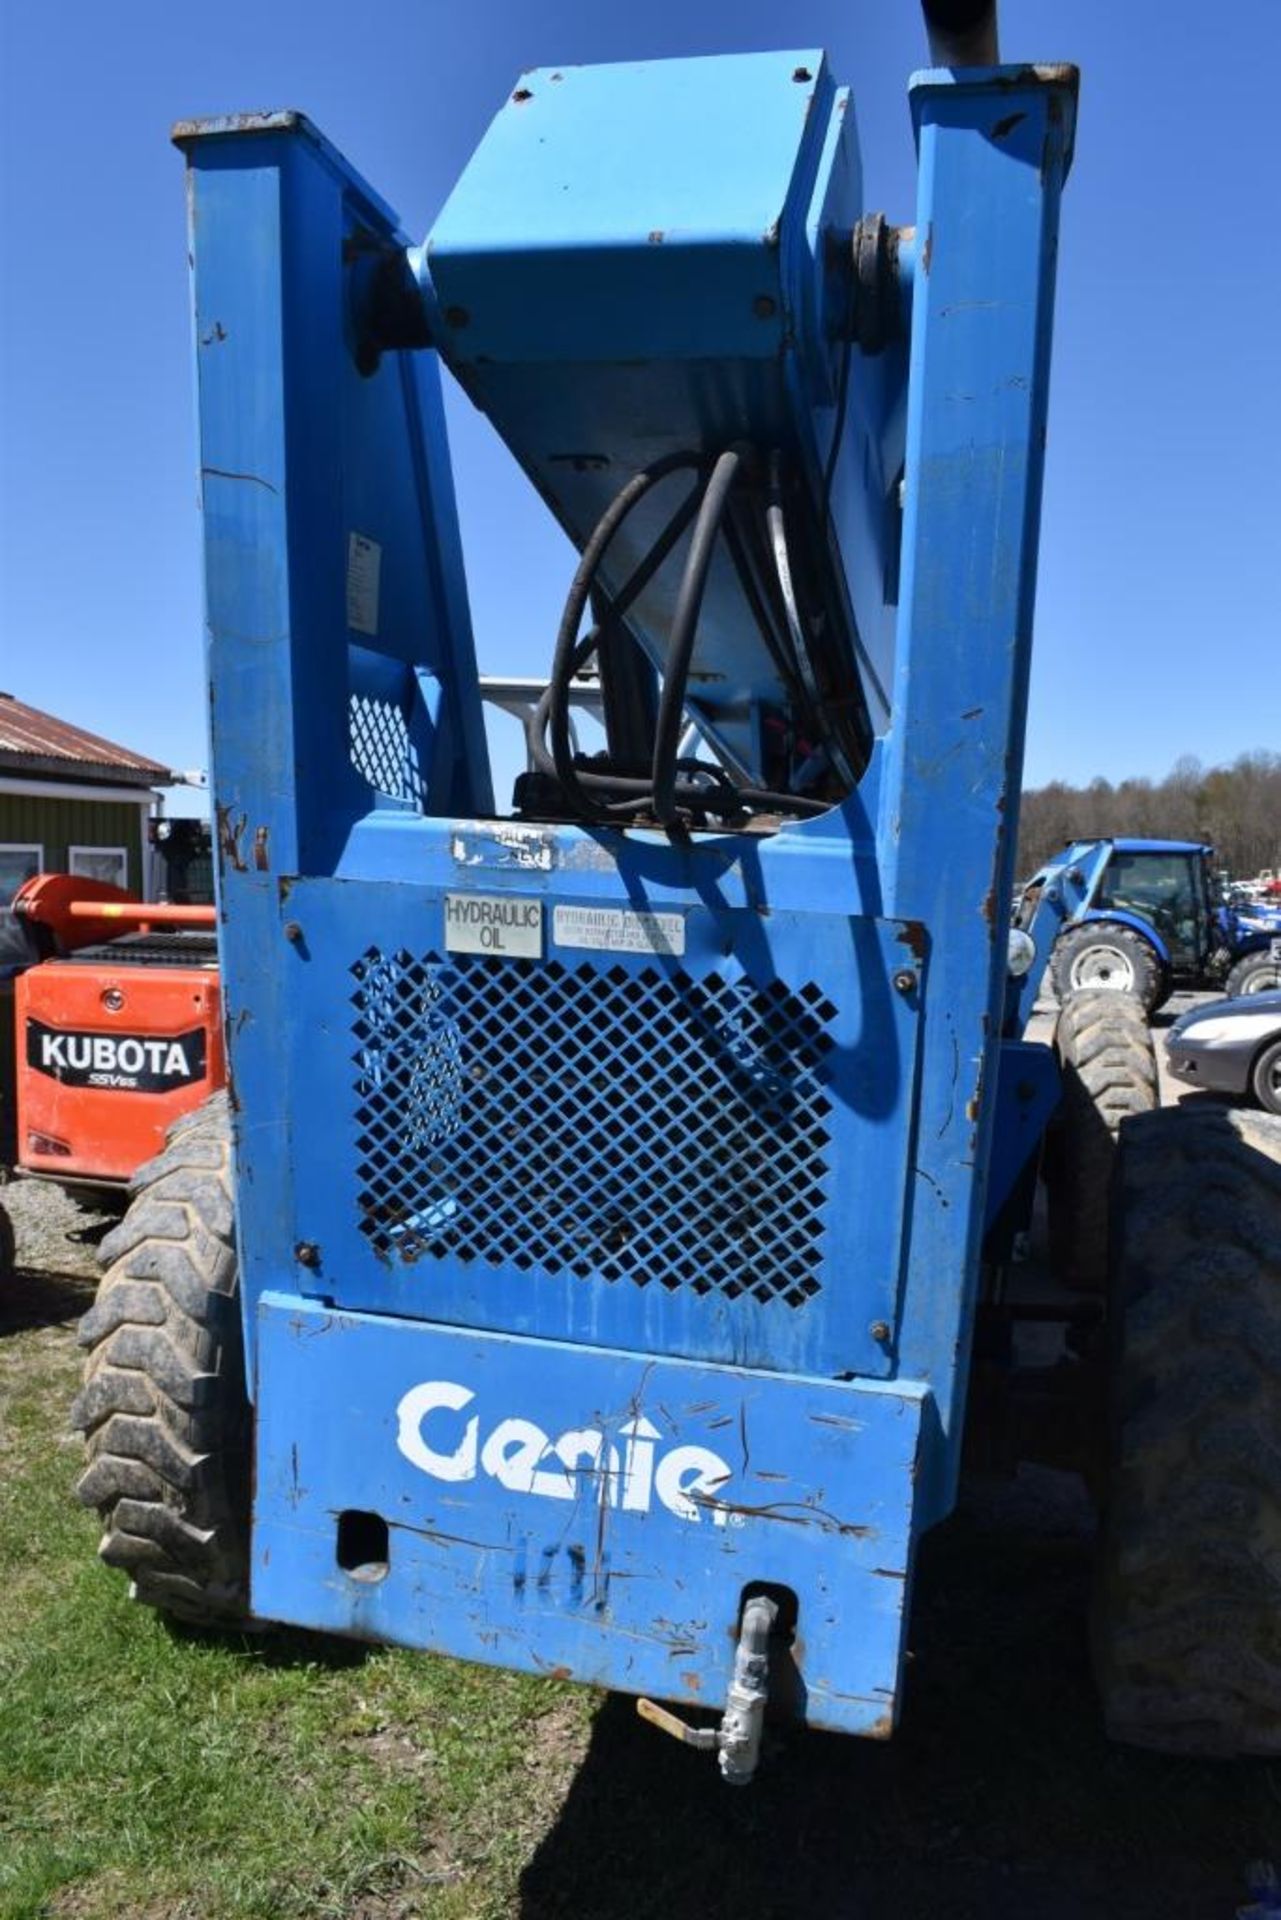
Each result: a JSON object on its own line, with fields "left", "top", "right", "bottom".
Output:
{"left": 74, "top": 1, "right": 1281, "bottom": 1776}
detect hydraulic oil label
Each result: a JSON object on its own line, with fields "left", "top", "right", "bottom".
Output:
{"left": 26, "top": 1022, "right": 207, "bottom": 1093}
{"left": 443, "top": 893, "right": 543, "bottom": 958}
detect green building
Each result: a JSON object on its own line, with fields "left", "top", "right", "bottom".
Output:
{"left": 0, "top": 692, "right": 171, "bottom": 906}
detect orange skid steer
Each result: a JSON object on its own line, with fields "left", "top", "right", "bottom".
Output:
{"left": 0, "top": 875, "right": 224, "bottom": 1273}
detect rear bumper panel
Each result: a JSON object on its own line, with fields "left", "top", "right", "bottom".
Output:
{"left": 253, "top": 1294, "right": 926, "bottom": 1736}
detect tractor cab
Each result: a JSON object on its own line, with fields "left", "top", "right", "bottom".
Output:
{"left": 1091, "top": 841, "right": 1216, "bottom": 975}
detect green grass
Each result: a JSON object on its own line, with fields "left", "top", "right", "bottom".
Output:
{"left": 0, "top": 1278, "right": 594, "bottom": 1920}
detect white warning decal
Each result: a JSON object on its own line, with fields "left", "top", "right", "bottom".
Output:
{"left": 553, "top": 905, "right": 686, "bottom": 957}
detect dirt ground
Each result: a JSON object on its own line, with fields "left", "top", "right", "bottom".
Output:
{"left": 4, "top": 995, "right": 1279, "bottom": 1919}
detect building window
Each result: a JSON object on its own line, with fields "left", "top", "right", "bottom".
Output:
{"left": 0, "top": 844, "right": 43, "bottom": 908}
{"left": 68, "top": 845, "right": 129, "bottom": 891}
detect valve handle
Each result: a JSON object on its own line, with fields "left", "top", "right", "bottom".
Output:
{"left": 635, "top": 1696, "right": 718, "bottom": 1752}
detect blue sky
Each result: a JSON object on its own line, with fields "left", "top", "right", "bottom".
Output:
{"left": 1, "top": 1, "right": 1277, "bottom": 810}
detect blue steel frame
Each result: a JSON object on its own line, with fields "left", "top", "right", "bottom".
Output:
{"left": 178, "top": 53, "right": 1076, "bottom": 1739}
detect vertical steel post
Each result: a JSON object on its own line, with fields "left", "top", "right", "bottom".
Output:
{"left": 879, "top": 65, "right": 1078, "bottom": 1516}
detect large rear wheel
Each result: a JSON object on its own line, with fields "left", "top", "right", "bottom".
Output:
{"left": 72, "top": 1093, "right": 251, "bottom": 1628}
{"left": 1093, "top": 1105, "right": 1281, "bottom": 1754}
{"left": 1050, "top": 921, "right": 1165, "bottom": 1014}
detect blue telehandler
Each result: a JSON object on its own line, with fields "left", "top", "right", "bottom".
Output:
{"left": 72, "top": 1, "right": 1281, "bottom": 1777}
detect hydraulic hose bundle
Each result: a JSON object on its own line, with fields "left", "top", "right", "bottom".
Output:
{"left": 527, "top": 445, "right": 861, "bottom": 830}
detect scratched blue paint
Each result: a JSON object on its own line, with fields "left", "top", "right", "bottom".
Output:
{"left": 179, "top": 54, "right": 1076, "bottom": 1732}
{"left": 254, "top": 1297, "right": 923, "bottom": 1736}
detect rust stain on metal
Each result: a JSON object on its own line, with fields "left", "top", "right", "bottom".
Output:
{"left": 921, "top": 222, "right": 933, "bottom": 275}
{"left": 216, "top": 805, "right": 247, "bottom": 872}
{"left": 991, "top": 110, "right": 1027, "bottom": 140}
{"left": 201, "top": 320, "right": 227, "bottom": 346}
{"left": 981, "top": 885, "right": 997, "bottom": 928}
{"left": 252, "top": 825, "right": 270, "bottom": 872}
{"left": 680, "top": 1670, "right": 701, "bottom": 1694}
{"left": 896, "top": 920, "right": 927, "bottom": 961}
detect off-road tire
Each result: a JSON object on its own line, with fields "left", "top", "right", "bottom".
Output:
{"left": 1094, "top": 1105, "right": 1281, "bottom": 1755}
{"left": 0, "top": 1199, "right": 14, "bottom": 1283}
{"left": 1226, "top": 950, "right": 1281, "bottom": 999}
{"left": 1044, "top": 990, "right": 1158, "bottom": 1293}
{"left": 71, "top": 1093, "right": 250, "bottom": 1627}
{"left": 1050, "top": 920, "right": 1165, "bottom": 1014}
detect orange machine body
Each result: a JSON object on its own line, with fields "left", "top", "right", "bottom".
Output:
{"left": 14, "top": 927, "right": 224, "bottom": 1187}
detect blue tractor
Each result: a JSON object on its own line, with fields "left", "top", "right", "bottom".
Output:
{"left": 71, "top": 3, "right": 1281, "bottom": 1776}
{"left": 1016, "top": 836, "right": 1281, "bottom": 1012}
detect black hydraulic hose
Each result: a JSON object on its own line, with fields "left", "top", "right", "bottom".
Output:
{"left": 766, "top": 451, "right": 861, "bottom": 791}
{"left": 579, "top": 769, "right": 829, "bottom": 821}
{"left": 650, "top": 447, "right": 744, "bottom": 826}
{"left": 548, "top": 453, "right": 706, "bottom": 816}
{"left": 534, "top": 482, "right": 705, "bottom": 785}
{"left": 922, "top": 0, "right": 998, "bottom": 66}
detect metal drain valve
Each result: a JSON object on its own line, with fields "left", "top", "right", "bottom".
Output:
{"left": 637, "top": 1593, "right": 779, "bottom": 1785}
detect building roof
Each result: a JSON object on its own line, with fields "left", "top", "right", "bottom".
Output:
{"left": 0, "top": 692, "right": 172, "bottom": 788}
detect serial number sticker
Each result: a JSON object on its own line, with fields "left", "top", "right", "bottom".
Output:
{"left": 444, "top": 893, "right": 542, "bottom": 959}
{"left": 346, "top": 531, "right": 382, "bottom": 636}
{"left": 553, "top": 905, "right": 686, "bottom": 957}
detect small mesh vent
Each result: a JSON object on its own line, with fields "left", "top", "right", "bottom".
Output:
{"left": 349, "top": 693, "right": 423, "bottom": 807}
{"left": 350, "top": 950, "right": 834, "bottom": 1309}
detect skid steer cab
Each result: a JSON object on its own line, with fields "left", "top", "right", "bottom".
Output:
{"left": 70, "top": 0, "right": 1281, "bottom": 1789}
{"left": 1, "top": 872, "right": 223, "bottom": 1205}
{"left": 1012, "top": 836, "right": 1281, "bottom": 1015}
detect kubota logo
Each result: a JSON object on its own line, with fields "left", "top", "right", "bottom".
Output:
{"left": 396, "top": 1379, "right": 734, "bottom": 1525}
{"left": 26, "top": 1021, "right": 206, "bottom": 1093}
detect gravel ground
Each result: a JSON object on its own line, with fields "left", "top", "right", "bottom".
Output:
{"left": 2, "top": 1174, "right": 114, "bottom": 1285}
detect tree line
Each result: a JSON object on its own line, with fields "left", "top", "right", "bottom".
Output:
{"left": 1016, "top": 751, "right": 1281, "bottom": 881}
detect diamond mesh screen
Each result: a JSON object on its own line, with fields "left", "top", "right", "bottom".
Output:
{"left": 349, "top": 693, "right": 423, "bottom": 808}
{"left": 350, "top": 949, "right": 834, "bottom": 1309}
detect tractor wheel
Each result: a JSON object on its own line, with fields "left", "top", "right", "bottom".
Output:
{"left": 1225, "top": 950, "right": 1281, "bottom": 999}
{"left": 1253, "top": 1039, "right": 1281, "bottom": 1117}
{"left": 1044, "top": 990, "right": 1158, "bottom": 1293}
{"left": 1093, "top": 1105, "right": 1281, "bottom": 1755}
{"left": 71, "top": 1092, "right": 251, "bottom": 1628}
{"left": 0, "top": 1199, "right": 14, "bottom": 1283}
{"left": 1050, "top": 921, "right": 1165, "bottom": 1013}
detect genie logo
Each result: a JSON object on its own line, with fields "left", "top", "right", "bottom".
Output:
{"left": 396, "top": 1380, "right": 734, "bottom": 1526}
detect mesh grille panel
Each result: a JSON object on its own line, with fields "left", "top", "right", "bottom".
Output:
{"left": 351, "top": 950, "right": 834, "bottom": 1309}
{"left": 349, "top": 693, "right": 423, "bottom": 807}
